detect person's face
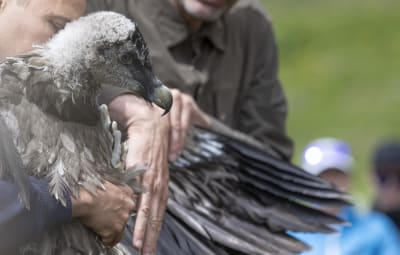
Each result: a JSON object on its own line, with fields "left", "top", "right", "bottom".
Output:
{"left": 175, "top": 0, "right": 238, "bottom": 21}
{"left": 0, "top": 0, "right": 86, "bottom": 58}
{"left": 374, "top": 168, "right": 400, "bottom": 212}
{"left": 319, "top": 169, "right": 351, "bottom": 192}
{"left": 318, "top": 169, "right": 350, "bottom": 215}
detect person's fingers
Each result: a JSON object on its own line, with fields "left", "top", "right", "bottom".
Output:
{"left": 101, "top": 230, "right": 117, "bottom": 247}
{"left": 120, "top": 185, "right": 136, "bottom": 211}
{"left": 141, "top": 176, "right": 169, "bottom": 255}
{"left": 113, "top": 230, "right": 125, "bottom": 247}
{"left": 135, "top": 175, "right": 144, "bottom": 211}
{"left": 179, "top": 95, "right": 192, "bottom": 155}
{"left": 102, "top": 227, "right": 125, "bottom": 247}
{"left": 169, "top": 90, "right": 182, "bottom": 161}
{"left": 120, "top": 184, "right": 134, "bottom": 196}
{"left": 191, "top": 103, "right": 211, "bottom": 128}
{"left": 132, "top": 174, "right": 153, "bottom": 249}
{"left": 103, "top": 194, "right": 132, "bottom": 247}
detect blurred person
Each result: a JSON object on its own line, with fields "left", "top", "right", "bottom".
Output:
{"left": 87, "top": 1, "right": 294, "bottom": 253}
{"left": 0, "top": 0, "right": 171, "bottom": 253}
{"left": 292, "top": 138, "right": 400, "bottom": 255}
{"left": 87, "top": 0, "right": 294, "bottom": 161}
{"left": 372, "top": 141, "right": 400, "bottom": 230}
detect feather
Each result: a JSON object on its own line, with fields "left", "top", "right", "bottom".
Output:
{"left": 0, "top": 116, "right": 31, "bottom": 209}
{"left": 163, "top": 127, "right": 351, "bottom": 254}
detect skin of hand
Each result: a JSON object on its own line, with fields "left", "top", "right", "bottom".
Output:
{"left": 71, "top": 181, "right": 136, "bottom": 247}
{"left": 168, "top": 89, "right": 211, "bottom": 161}
{"left": 108, "top": 94, "right": 170, "bottom": 255}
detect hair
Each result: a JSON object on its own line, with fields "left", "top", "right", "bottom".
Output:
{"left": 373, "top": 141, "right": 400, "bottom": 171}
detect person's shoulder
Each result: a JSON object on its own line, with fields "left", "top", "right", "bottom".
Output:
{"left": 228, "top": 0, "right": 272, "bottom": 24}
{"left": 354, "top": 208, "right": 398, "bottom": 234}
{"left": 224, "top": 0, "right": 274, "bottom": 39}
{"left": 223, "top": 0, "right": 274, "bottom": 43}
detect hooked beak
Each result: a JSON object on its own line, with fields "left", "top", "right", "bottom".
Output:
{"left": 150, "top": 83, "right": 173, "bottom": 116}
{"left": 110, "top": 67, "right": 172, "bottom": 115}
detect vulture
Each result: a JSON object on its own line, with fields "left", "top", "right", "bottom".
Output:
{"left": 0, "top": 11, "right": 350, "bottom": 255}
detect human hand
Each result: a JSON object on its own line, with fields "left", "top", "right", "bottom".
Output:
{"left": 168, "top": 89, "right": 211, "bottom": 161}
{"left": 108, "top": 94, "right": 170, "bottom": 255}
{"left": 71, "top": 181, "right": 135, "bottom": 247}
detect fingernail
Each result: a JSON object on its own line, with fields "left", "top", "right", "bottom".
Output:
{"left": 134, "top": 240, "right": 142, "bottom": 249}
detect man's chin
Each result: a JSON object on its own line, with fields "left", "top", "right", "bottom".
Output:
{"left": 182, "top": 0, "right": 227, "bottom": 21}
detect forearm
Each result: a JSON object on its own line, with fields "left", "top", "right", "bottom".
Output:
{"left": 105, "top": 92, "right": 170, "bottom": 253}
{"left": 0, "top": 177, "right": 71, "bottom": 252}
{"left": 238, "top": 81, "right": 293, "bottom": 160}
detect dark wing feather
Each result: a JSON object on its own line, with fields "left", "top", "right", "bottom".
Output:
{"left": 157, "top": 127, "right": 351, "bottom": 255}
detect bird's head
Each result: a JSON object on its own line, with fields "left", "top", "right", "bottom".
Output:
{"left": 42, "top": 12, "right": 172, "bottom": 114}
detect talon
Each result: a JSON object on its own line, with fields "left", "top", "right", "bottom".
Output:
{"left": 99, "top": 107, "right": 125, "bottom": 169}
{"left": 121, "top": 141, "right": 129, "bottom": 164}
{"left": 99, "top": 104, "right": 111, "bottom": 131}
{"left": 111, "top": 121, "right": 118, "bottom": 132}
{"left": 111, "top": 128, "right": 122, "bottom": 168}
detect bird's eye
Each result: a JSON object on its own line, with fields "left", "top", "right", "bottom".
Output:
{"left": 120, "top": 53, "right": 133, "bottom": 64}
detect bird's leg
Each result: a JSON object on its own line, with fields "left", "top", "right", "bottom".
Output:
{"left": 99, "top": 104, "right": 112, "bottom": 137}
{"left": 110, "top": 120, "right": 123, "bottom": 169}
{"left": 99, "top": 105, "right": 146, "bottom": 195}
{"left": 98, "top": 104, "right": 123, "bottom": 169}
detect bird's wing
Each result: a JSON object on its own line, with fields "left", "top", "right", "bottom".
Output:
{"left": 162, "top": 127, "right": 351, "bottom": 255}
{"left": 0, "top": 115, "right": 31, "bottom": 209}
{"left": 0, "top": 54, "right": 107, "bottom": 206}
{"left": 0, "top": 56, "right": 40, "bottom": 210}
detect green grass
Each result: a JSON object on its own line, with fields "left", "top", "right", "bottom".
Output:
{"left": 260, "top": 0, "right": 400, "bottom": 205}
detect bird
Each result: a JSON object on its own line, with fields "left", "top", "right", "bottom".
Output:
{"left": 0, "top": 11, "right": 172, "bottom": 255}
{"left": 0, "top": 11, "right": 350, "bottom": 255}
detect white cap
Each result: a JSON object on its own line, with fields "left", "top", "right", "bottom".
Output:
{"left": 302, "top": 138, "right": 354, "bottom": 176}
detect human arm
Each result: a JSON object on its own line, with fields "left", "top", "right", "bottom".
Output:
{"left": 0, "top": 177, "right": 135, "bottom": 253}
{"left": 166, "top": 89, "right": 211, "bottom": 161}
{"left": 236, "top": 9, "right": 293, "bottom": 160}
{"left": 71, "top": 181, "right": 136, "bottom": 247}
{"left": 0, "top": 177, "right": 71, "bottom": 253}
{"left": 108, "top": 94, "right": 170, "bottom": 255}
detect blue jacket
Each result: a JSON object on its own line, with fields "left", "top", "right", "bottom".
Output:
{"left": 0, "top": 177, "right": 71, "bottom": 253}
{"left": 292, "top": 207, "right": 400, "bottom": 255}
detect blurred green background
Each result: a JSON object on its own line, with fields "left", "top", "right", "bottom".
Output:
{"left": 260, "top": 0, "right": 400, "bottom": 205}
